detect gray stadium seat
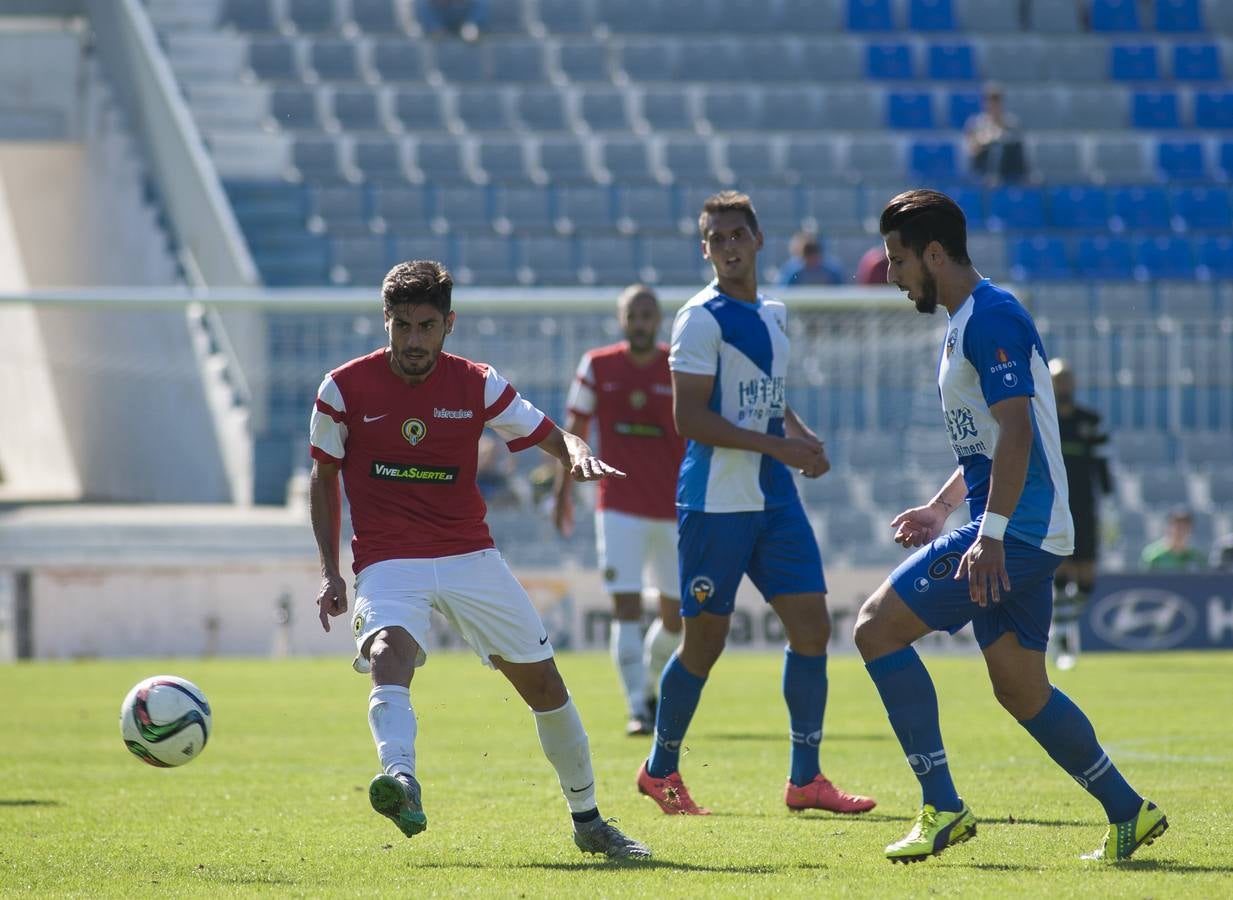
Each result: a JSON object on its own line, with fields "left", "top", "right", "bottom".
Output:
{"left": 819, "top": 87, "right": 882, "bottom": 130}
{"left": 482, "top": 0, "right": 527, "bottom": 33}
{"left": 745, "top": 38, "right": 803, "bottom": 81}
{"left": 798, "top": 473, "right": 854, "bottom": 505}
{"left": 536, "top": 137, "right": 595, "bottom": 184}
{"left": 784, "top": 136, "right": 844, "bottom": 184}
{"left": 271, "top": 86, "right": 322, "bottom": 130}
{"left": 247, "top": 37, "right": 300, "bottom": 80}
{"left": 1113, "top": 431, "right": 1174, "bottom": 466}
{"left": 802, "top": 186, "right": 861, "bottom": 230}
{"left": 433, "top": 41, "right": 489, "bottom": 83}
{"left": 1092, "top": 137, "right": 1151, "bottom": 183}
{"left": 371, "top": 40, "right": 428, "bottom": 81}
{"left": 741, "top": 186, "right": 800, "bottom": 233}
{"left": 477, "top": 138, "right": 534, "bottom": 184}
{"left": 308, "top": 38, "right": 361, "bottom": 81}
{"left": 845, "top": 432, "right": 905, "bottom": 472}
{"left": 760, "top": 87, "right": 825, "bottom": 131}
{"left": 349, "top": 0, "right": 401, "bottom": 32}
{"left": 978, "top": 38, "right": 1047, "bottom": 83}
{"left": 1029, "top": 137, "right": 1086, "bottom": 182}
{"left": 579, "top": 235, "right": 641, "bottom": 285}
{"left": 798, "top": 37, "right": 865, "bottom": 81}
{"left": 490, "top": 40, "right": 550, "bottom": 83}
{"left": 454, "top": 235, "right": 518, "bottom": 285}
{"left": 1048, "top": 37, "right": 1110, "bottom": 83}
{"left": 331, "top": 236, "right": 391, "bottom": 285}
{"left": 638, "top": 88, "right": 697, "bottom": 132}
{"left": 1026, "top": 283, "right": 1093, "bottom": 322}
{"left": 1180, "top": 432, "right": 1233, "bottom": 467}
{"left": 520, "top": 235, "right": 579, "bottom": 285}
{"left": 492, "top": 186, "right": 554, "bottom": 233}
{"left": 1205, "top": 0, "right": 1233, "bottom": 33}
{"left": 412, "top": 138, "right": 471, "bottom": 183}
{"left": 661, "top": 137, "right": 720, "bottom": 184}
{"left": 513, "top": 87, "right": 570, "bottom": 132}
{"left": 556, "top": 185, "right": 616, "bottom": 233}
{"left": 222, "top": 0, "right": 277, "bottom": 32}
{"left": 677, "top": 38, "right": 743, "bottom": 78}
{"left": 825, "top": 509, "right": 875, "bottom": 550}
{"left": 1094, "top": 283, "right": 1151, "bottom": 316}
{"left": 354, "top": 137, "right": 408, "bottom": 182}
{"left": 1029, "top": 0, "right": 1081, "bottom": 32}
{"left": 286, "top": 0, "right": 339, "bottom": 33}
{"left": 775, "top": 0, "right": 846, "bottom": 31}
{"left": 536, "top": 0, "right": 594, "bottom": 33}
{"left": 556, "top": 40, "right": 611, "bottom": 82}
{"left": 616, "top": 39, "right": 681, "bottom": 83}
{"left": 1207, "top": 467, "right": 1233, "bottom": 505}
{"left": 1001, "top": 87, "right": 1063, "bottom": 130}
{"left": 1065, "top": 88, "right": 1130, "bottom": 131}
{"left": 870, "top": 474, "right": 923, "bottom": 508}
{"left": 392, "top": 88, "right": 447, "bottom": 131}
{"left": 292, "top": 136, "right": 344, "bottom": 179}
{"left": 310, "top": 185, "right": 369, "bottom": 233}
{"left": 598, "top": 137, "right": 659, "bottom": 184}
{"left": 701, "top": 87, "right": 761, "bottom": 133}
{"left": 578, "top": 87, "right": 633, "bottom": 132}
{"left": 617, "top": 186, "right": 678, "bottom": 234}
{"left": 331, "top": 87, "right": 383, "bottom": 130}
{"left": 371, "top": 185, "right": 431, "bottom": 229}
{"left": 1138, "top": 468, "right": 1193, "bottom": 507}
{"left": 432, "top": 185, "right": 492, "bottom": 232}
{"left": 844, "top": 137, "right": 903, "bottom": 181}
{"left": 721, "top": 138, "right": 785, "bottom": 185}
{"left": 390, "top": 234, "right": 453, "bottom": 267}
{"left": 454, "top": 88, "right": 516, "bottom": 132}
{"left": 955, "top": 0, "right": 1021, "bottom": 31}
{"left": 1158, "top": 283, "right": 1219, "bottom": 318}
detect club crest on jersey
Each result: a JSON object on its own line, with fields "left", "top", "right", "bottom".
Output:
{"left": 689, "top": 575, "right": 715, "bottom": 606}
{"left": 628, "top": 389, "right": 647, "bottom": 410}
{"left": 353, "top": 613, "right": 364, "bottom": 638}
{"left": 402, "top": 417, "right": 427, "bottom": 446}
{"left": 945, "top": 328, "right": 959, "bottom": 357}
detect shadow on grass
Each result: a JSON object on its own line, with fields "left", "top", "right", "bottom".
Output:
{"left": 409, "top": 859, "right": 796, "bottom": 874}
{"left": 982, "top": 816, "right": 1094, "bottom": 828}
{"left": 1118, "top": 859, "right": 1233, "bottom": 874}
{"left": 724, "top": 811, "right": 906, "bottom": 824}
{"left": 710, "top": 732, "right": 894, "bottom": 744}
{"left": 0, "top": 799, "right": 61, "bottom": 808}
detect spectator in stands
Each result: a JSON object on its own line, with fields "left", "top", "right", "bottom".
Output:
{"left": 964, "top": 84, "right": 1027, "bottom": 184}
{"left": 854, "top": 245, "right": 890, "bottom": 285}
{"left": 418, "top": 0, "right": 488, "bottom": 42}
{"left": 777, "top": 231, "right": 843, "bottom": 287}
{"left": 476, "top": 432, "right": 525, "bottom": 509}
{"left": 1141, "top": 507, "right": 1206, "bottom": 571}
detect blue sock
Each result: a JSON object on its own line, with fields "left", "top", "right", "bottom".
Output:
{"left": 783, "top": 649, "right": 827, "bottom": 786}
{"left": 1019, "top": 688, "right": 1142, "bottom": 824}
{"left": 647, "top": 655, "right": 706, "bottom": 778}
{"left": 865, "top": 647, "right": 962, "bottom": 812}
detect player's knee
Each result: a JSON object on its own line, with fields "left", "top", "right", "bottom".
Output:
{"left": 992, "top": 681, "right": 1048, "bottom": 720}
{"left": 368, "top": 628, "right": 415, "bottom": 683}
{"left": 852, "top": 600, "right": 882, "bottom": 656}
{"left": 787, "top": 618, "right": 830, "bottom": 655}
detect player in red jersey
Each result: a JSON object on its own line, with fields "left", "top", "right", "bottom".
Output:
{"left": 309, "top": 261, "right": 650, "bottom": 859}
{"left": 553, "top": 285, "right": 685, "bottom": 737}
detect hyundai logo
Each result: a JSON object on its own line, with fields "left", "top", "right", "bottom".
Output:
{"left": 1090, "top": 589, "right": 1197, "bottom": 651}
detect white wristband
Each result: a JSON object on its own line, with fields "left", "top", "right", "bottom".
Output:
{"left": 978, "top": 512, "right": 1009, "bottom": 541}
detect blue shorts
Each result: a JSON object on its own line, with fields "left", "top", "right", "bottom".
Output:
{"left": 889, "top": 520, "right": 1064, "bottom": 652}
{"left": 677, "top": 500, "right": 826, "bottom": 617}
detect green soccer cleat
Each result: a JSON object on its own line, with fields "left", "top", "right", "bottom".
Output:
{"left": 369, "top": 772, "right": 427, "bottom": 839}
{"left": 1082, "top": 800, "right": 1167, "bottom": 861}
{"left": 573, "top": 817, "right": 653, "bottom": 860}
{"left": 885, "top": 803, "right": 977, "bottom": 864}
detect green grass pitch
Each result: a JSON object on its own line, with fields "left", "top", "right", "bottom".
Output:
{"left": 1, "top": 651, "right": 1230, "bottom": 897}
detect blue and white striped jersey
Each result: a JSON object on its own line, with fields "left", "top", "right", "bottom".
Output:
{"left": 669, "top": 283, "right": 798, "bottom": 513}
{"left": 939, "top": 279, "right": 1074, "bottom": 555}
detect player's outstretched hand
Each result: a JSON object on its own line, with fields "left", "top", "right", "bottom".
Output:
{"left": 955, "top": 536, "right": 1010, "bottom": 607}
{"left": 317, "top": 572, "right": 349, "bottom": 632}
{"left": 776, "top": 437, "right": 826, "bottom": 474}
{"left": 890, "top": 504, "right": 948, "bottom": 548}
{"left": 571, "top": 455, "right": 627, "bottom": 483}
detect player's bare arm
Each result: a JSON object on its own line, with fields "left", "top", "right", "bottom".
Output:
{"left": 891, "top": 466, "right": 966, "bottom": 548}
{"left": 539, "top": 424, "right": 626, "bottom": 483}
{"left": 309, "top": 459, "right": 349, "bottom": 631}
{"left": 954, "top": 395, "right": 1033, "bottom": 607}
{"left": 551, "top": 411, "right": 591, "bottom": 535}
{"left": 784, "top": 404, "right": 829, "bottom": 478}
{"left": 673, "top": 371, "right": 823, "bottom": 472}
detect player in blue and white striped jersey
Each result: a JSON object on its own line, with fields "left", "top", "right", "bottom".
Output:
{"left": 854, "top": 189, "right": 1165, "bottom": 864}
{"left": 635, "top": 191, "right": 875, "bottom": 818}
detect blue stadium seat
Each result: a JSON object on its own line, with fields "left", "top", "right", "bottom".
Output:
{"left": 1111, "top": 186, "right": 1170, "bottom": 230}
{"left": 247, "top": 38, "right": 299, "bottom": 80}
{"left": 909, "top": 0, "right": 955, "bottom": 30}
{"left": 617, "top": 186, "right": 678, "bottom": 234}
{"left": 1197, "top": 237, "right": 1233, "bottom": 278}
{"left": 927, "top": 44, "right": 975, "bottom": 80}
{"left": 1010, "top": 237, "right": 1072, "bottom": 281}
{"left": 1076, "top": 236, "right": 1134, "bottom": 279}
{"left": 371, "top": 185, "right": 431, "bottom": 230}
{"left": 639, "top": 87, "right": 694, "bottom": 131}
{"left": 271, "top": 87, "right": 321, "bottom": 130}
{"left": 848, "top": 0, "right": 895, "bottom": 31}
{"left": 1131, "top": 91, "right": 1181, "bottom": 129}
{"left": 537, "top": 0, "right": 593, "bottom": 33}
{"left": 432, "top": 186, "right": 493, "bottom": 232}
{"left": 537, "top": 138, "right": 594, "bottom": 184}
{"left": 1155, "top": 0, "right": 1204, "bottom": 32}
{"left": 947, "top": 91, "right": 982, "bottom": 128}
{"left": 1172, "top": 44, "right": 1222, "bottom": 80}
{"left": 390, "top": 234, "right": 453, "bottom": 268}
{"left": 1110, "top": 44, "right": 1159, "bottom": 81}
{"left": 492, "top": 186, "right": 554, "bottom": 233}
{"left": 309, "top": 38, "right": 360, "bottom": 81}
{"left": 557, "top": 40, "right": 611, "bottom": 82}
{"left": 867, "top": 43, "right": 914, "bottom": 79}
{"left": 519, "top": 236, "right": 579, "bottom": 285}
{"left": 454, "top": 235, "right": 518, "bottom": 285}
{"left": 723, "top": 138, "right": 784, "bottom": 184}
{"left": 1221, "top": 142, "right": 1233, "bottom": 178}
{"left": 945, "top": 184, "right": 985, "bottom": 229}
{"left": 310, "top": 185, "right": 369, "bottom": 233}
{"left": 909, "top": 141, "right": 957, "bottom": 179}
{"left": 413, "top": 138, "right": 471, "bottom": 184}
{"left": 1194, "top": 91, "right": 1233, "bottom": 128}
{"left": 287, "top": 0, "right": 338, "bottom": 32}
{"left": 434, "top": 42, "right": 489, "bottom": 83}
{"left": 616, "top": 39, "right": 680, "bottom": 83}
{"left": 887, "top": 91, "right": 935, "bottom": 128}
{"left": 1048, "top": 186, "right": 1110, "bottom": 229}
{"left": 349, "top": 0, "right": 399, "bottom": 32}
{"left": 987, "top": 186, "right": 1046, "bottom": 230}
{"left": 455, "top": 88, "right": 516, "bottom": 132}
{"left": 802, "top": 185, "right": 861, "bottom": 229}
{"left": 760, "top": 87, "right": 825, "bottom": 131}
{"left": 580, "top": 236, "right": 642, "bottom": 285}
{"left": 662, "top": 137, "right": 720, "bottom": 185}
{"left": 1172, "top": 187, "right": 1233, "bottom": 230}
{"left": 1091, "top": 0, "right": 1141, "bottom": 31}
{"left": 1157, "top": 140, "right": 1207, "bottom": 180}
{"left": 578, "top": 87, "right": 632, "bottom": 132}
{"left": 1135, "top": 236, "right": 1196, "bottom": 280}
{"left": 372, "top": 41, "right": 428, "bottom": 82}
{"left": 330, "top": 235, "right": 391, "bottom": 284}
{"left": 556, "top": 186, "right": 616, "bottom": 233}
{"left": 331, "top": 87, "right": 382, "bottom": 130}
{"left": 598, "top": 137, "right": 658, "bottom": 184}
{"left": 482, "top": 1, "right": 527, "bottom": 33}
{"left": 784, "top": 137, "right": 843, "bottom": 183}
{"left": 513, "top": 87, "right": 569, "bottom": 132}
{"left": 477, "top": 139, "right": 534, "bottom": 184}
{"left": 292, "top": 136, "right": 343, "bottom": 179}
{"left": 595, "top": 0, "right": 671, "bottom": 33}
{"left": 392, "top": 88, "right": 446, "bottom": 131}
{"left": 222, "top": 0, "right": 276, "bottom": 31}
{"left": 641, "top": 234, "right": 707, "bottom": 285}
{"left": 490, "top": 40, "right": 550, "bottom": 83}
{"left": 702, "top": 87, "right": 760, "bottom": 132}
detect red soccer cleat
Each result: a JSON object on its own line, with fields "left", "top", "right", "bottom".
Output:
{"left": 785, "top": 774, "right": 877, "bottom": 814}
{"left": 636, "top": 761, "right": 711, "bottom": 815}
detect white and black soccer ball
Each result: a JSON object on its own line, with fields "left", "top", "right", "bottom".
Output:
{"left": 119, "top": 675, "right": 212, "bottom": 768}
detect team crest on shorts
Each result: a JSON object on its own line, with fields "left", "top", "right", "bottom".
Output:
{"left": 914, "top": 576, "right": 930, "bottom": 593}
{"left": 353, "top": 612, "right": 364, "bottom": 638}
{"left": 945, "top": 328, "right": 959, "bottom": 357}
{"left": 689, "top": 575, "right": 715, "bottom": 605}
{"left": 402, "top": 417, "right": 427, "bottom": 446}
{"left": 603, "top": 566, "right": 617, "bottom": 582}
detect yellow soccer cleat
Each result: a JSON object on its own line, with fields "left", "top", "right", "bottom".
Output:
{"left": 1081, "top": 800, "right": 1167, "bottom": 861}
{"left": 885, "top": 803, "right": 977, "bottom": 864}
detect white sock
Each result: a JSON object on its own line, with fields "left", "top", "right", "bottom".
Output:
{"left": 532, "top": 697, "right": 597, "bottom": 815}
{"left": 643, "top": 616, "right": 679, "bottom": 701}
{"left": 368, "top": 684, "right": 416, "bottom": 777}
{"left": 610, "top": 619, "right": 647, "bottom": 718}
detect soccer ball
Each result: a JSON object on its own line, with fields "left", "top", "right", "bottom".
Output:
{"left": 119, "top": 675, "right": 212, "bottom": 768}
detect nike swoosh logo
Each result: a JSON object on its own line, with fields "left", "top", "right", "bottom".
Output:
{"left": 363, "top": 414, "right": 387, "bottom": 423}
{"left": 539, "top": 634, "right": 549, "bottom": 645}
{"left": 569, "top": 781, "right": 594, "bottom": 793}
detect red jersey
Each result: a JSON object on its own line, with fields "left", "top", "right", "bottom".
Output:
{"left": 567, "top": 342, "right": 682, "bottom": 520}
{"left": 310, "top": 349, "right": 553, "bottom": 573}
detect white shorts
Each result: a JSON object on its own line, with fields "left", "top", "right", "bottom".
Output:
{"left": 595, "top": 508, "right": 679, "bottom": 598}
{"left": 350, "top": 548, "right": 553, "bottom": 673}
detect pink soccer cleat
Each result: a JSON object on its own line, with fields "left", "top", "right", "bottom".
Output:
{"left": 785, "top": 774, "right": 877, "bottom": 814}
{"left": 636, "top": 761, "right": 711, "bottom": 815}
